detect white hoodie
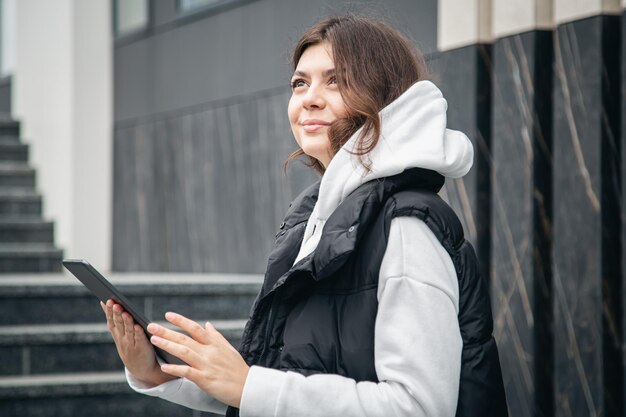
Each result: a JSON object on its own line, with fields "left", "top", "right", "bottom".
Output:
{"left": 126, "top": 80, "right": 473, "bottom": 417}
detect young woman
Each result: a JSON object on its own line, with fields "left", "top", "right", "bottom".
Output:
{"left": 103, "top": 15, "right": 508, "bottom": 417}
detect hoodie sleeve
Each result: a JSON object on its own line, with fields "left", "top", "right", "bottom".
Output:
{"left": 239, "top": 216, "right": 462, "bottom": 417}
{"left": 125, "top": 363, "right": 228, "bottom": 414}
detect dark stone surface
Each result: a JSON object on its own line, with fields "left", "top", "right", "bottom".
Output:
{"left": 149, "top": 294, "right": 256, "bottom": 321}
{"left": 0, "top": 322, "right": 243, "bottom": 375}
{"left": 0, "top": 120, "right": 19, "bottom": 137}
{"left": 0, "top": 167, "right": 35, "bottom": 188}
{"left": 490, "top": 30, "right": 553, "bottom": 417}
{"left": 0, "top": 191, "right": 41, "bottom": 217}
{"left": 0, "top": 277, "right": 260, "bottom": 325}
{"left": 0, "top": 394, "right": 222, "bottom": 417}
{"left": 0, "top": 291, "right": 256, "bottom": 325}
{"left": 0, "top": 142, "right": 28, "bottom": 162}
{"left": 0, "top": 347, "right": 22, "bottom": 375}
{"left": 623, "top": 9, "right": 626, "bottom": 415}
{"left": 0, "top": 76, "right": 12, "bottom": 115}
{"left": 0, "top": 296, "right": 145, "bottom": 326}
{"left": 29, "top": 344, "right": 124, "bottom": 375}
{"left": 113, "top": 88, "right": 319, "bottom": 272}
{"left": 431, "top": 44, "right": 492, "bottom": 290}
{"left": 0, "top": 254, "right": 63, "bottom": 273}
{"left": 553, "top": 15, "right": 622, "bottom": 417}
{"left": 0, "top": 220, "right": 54, "bottom": 243}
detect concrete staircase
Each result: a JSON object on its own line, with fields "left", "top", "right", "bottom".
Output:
{"left": 0, "top": 273, "right": 261, "bottom": 416}
{"left": 0, "top": 119, "right": 64, "bottom": 273}
{"left": 0, "top": 117, "right": 262, "bottom": 415}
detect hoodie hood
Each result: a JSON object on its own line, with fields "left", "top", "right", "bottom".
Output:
{"left": 293, "top": 80, "right": 474, "bottom": 265}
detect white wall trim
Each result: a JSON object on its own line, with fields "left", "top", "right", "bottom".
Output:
{"left": 555, "top": 0, "right": 621, "bottom": 25}
{"left": 493, "top": 0, "right": 554, "bottom": 39}
{"left": 439, "top": 0, "right": 623, "bottom": 50}
{"left": 438, "top": 0, "right": 493, "bottom": 51}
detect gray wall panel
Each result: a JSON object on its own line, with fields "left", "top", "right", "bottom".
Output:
{"left": 114, "top": 0, "right": 437, "bottom": 122}
{"left": 113, "top": 88, "right": 317, "bottom": 272}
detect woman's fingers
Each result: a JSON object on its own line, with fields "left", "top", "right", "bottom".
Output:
{"left": 147, "top": 322, "right": 201, "bottom": 350}
{"left": 159, "top": 363, "right": 199, "bottom": 380}
{"left": 164, "top": 312, "right": 212, "bottom": 344}
{"left": 105, "top": 300, "right": 115, "bottom": 329}
{"left": 105, "top": 300, "right": 133, "bottom": 345}
{"left": 122, "top": 311, "right": 136, "bottom": 346}
{"left": 134, "top": 324, "right": 147, "bottom": 345}
{"left": 206, "top": 322, "right": 239, "bottom": 353}
{"left": 99, "top": 299, "right": 168, "bottom": 385}
{"left": 151, "top": 334, "right": 202, "bottom": 366}
{"left": 112, "top": 304, "right": 126, "bottom": 336}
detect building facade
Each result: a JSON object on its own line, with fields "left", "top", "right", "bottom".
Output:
{"left": 1, "top": 0, "right": 625, "bottom": 416}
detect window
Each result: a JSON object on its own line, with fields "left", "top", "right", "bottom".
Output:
{"left": 114, "top": 0, "right": 149, "bottom": 38}
{"left": 179, "top": 0, "right": 222, "bottom": 12}
{"left": 178, "top": 0, "right": 248, "bottom": 16}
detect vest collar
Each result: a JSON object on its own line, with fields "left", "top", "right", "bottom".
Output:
{"left": 312, "top": 167, "right": 444, "bottom": 280}
{"left": 259, "top": 168, "right": 444, "bottom": 303}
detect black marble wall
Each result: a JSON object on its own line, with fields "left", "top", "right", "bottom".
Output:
{"left": 491, "top": 31, "right": 553, "bottom": 417}
{"left": 112, "top": 87, "right": 318, "bottom": 272}
{"left": 619, "top": 11, "right": 626, "bottom": 412}
{"left": 432, "top": 45, "right": 492, "bottom": 283}
{"left": 552, "top": 15, "right": 622, "bottom": 417}
{"left": 434, "top": 13, "right": 624, "bottom": 417}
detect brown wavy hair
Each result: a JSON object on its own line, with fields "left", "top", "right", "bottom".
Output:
{"left": 284, "top": 15, "right": 430, "bottom": 176}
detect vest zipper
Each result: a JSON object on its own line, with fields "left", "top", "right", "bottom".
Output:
{"left": 259, "top": 287, "right": 280, "bottom": 365}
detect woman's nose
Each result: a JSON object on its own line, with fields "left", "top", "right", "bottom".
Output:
{"left": 302, "top": 85, "right": 325, "bottom": 109}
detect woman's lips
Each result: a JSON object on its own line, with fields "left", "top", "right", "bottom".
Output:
{"left": 301, "top": 120, "right": 331, "bottom": 133}
{"left": 302, "top": 125, "right": 328, "bottom": 133}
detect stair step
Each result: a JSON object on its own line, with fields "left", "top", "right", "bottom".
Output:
{"left": 0, "top": 218, "right": 54, "bottom": 243}
{"left": 0, "top": 142, "right": 27, "bottom": 162}
{"left": 0, "top": 120, "right": 19, "bottom": 138}
{"left": 0, "top": 163, "right": 35, "bottom": 188}
{"left": 0, "top": 188, "right": 42, "bottom": 216}
{"left": 0, "top": 135, "right": 21, "bottom": 143}
{"left": 0, "top": 371, "right": 129, "bottom": 398}
{"left": 0, "top": 319, "right": 246, "bottom": 375}
{"left": 0, "top": 244, "right": 63, "bottom": 273}
{"left": 0, "top": 273, "right": 261, "bottom": 325}
{"left": 0, "top": 373, "right": 221, "bottom": 416}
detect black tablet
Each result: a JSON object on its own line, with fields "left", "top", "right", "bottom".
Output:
{"left": 62, "top": 259, "right": 186, "bottom": 365}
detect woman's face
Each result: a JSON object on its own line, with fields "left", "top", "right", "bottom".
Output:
{"left": 288, "top": 42, "right": 348, "bottom": 168}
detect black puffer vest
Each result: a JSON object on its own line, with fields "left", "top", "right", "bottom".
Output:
{"left": 226, "top": 168, "right": 508, "bottom": 417}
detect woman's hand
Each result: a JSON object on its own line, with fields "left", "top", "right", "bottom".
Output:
{"left": 147, "top": 312, "right": 250, "bottom": 408}
{"left": 101, "top": 300, "right": 176, "bottom": 386}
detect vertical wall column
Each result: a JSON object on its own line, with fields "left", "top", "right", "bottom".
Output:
{"left": 622, "top": 1, "right": 626, "bottom": 412}
{"left": 552, "top": 1, "right": 622, "bottom": 416}
{"left": 13, "top": 0, "right": 112, "bottom": 270}
{"left": 489, "top": 1, "right": 554, "bottom": 416}
{"left": 436, "top": 0, "right": 493, "bottom": 282}
{"left": 438, "top": 1, "right": 624, "bottom": 416}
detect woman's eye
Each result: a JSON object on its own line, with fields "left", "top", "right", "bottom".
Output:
{"left": 291, "top": 79, "right": 307, "bottom": 89}
{"left": 328, "top": 76, "right": 337, "bottom": 85}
